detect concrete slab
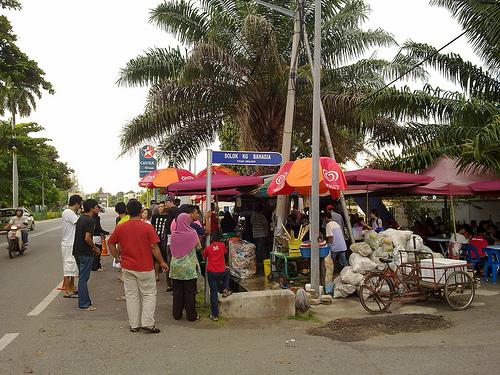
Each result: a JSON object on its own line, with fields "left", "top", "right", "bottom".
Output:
{"left": 219, "top": 289, "right": 295, "bottom": 318}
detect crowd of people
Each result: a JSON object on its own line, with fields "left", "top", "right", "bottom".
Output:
{"left": 59, "top": 195, "right": 232, "bottom": 334}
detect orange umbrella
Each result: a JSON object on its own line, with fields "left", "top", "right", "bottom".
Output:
{"left": 150, "top": 168, "right": 196, "bottom": 188}
{"left": 196, "top": 165, "right": 239, "bottom": 177}
{"left": 267, "top": 157, "right": 347, "bottom": 197}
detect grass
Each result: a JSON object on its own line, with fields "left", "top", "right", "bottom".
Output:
{"left": 32, "top": 211, "right": 61, "bottom": 221}
{"left": 195, "top": 290, "right": 227, "bottom": 327}
{"left": 287, "top": 310, "right": 320, "bottom": 323}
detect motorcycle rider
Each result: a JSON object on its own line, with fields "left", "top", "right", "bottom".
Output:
{"left": 5, "top": 209, "right": 29, "bottom": 249}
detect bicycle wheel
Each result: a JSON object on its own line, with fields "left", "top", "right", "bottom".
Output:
{"left": 359, "top": 273, "right": 394, "bottom": 314}
{"left": 444, "top": 271, "right": 475, "bottom": 311}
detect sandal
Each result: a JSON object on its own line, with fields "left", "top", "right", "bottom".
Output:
{"left": 222, "top": 290, "right": 232, "bottom": 298}
{"left": 130, "top": 327, "right": 140, "bottom": 333}
{"left": 63, "top": 293, "right": 78, "bottom": 299}
{"left": 209, "top": 314, "right": 219, "bottom": 322}
{"left": 77, "top": 305, "right": 96, "bottom": 311}
{"left": 141, "top": 326, "right": 161, "bottom": 334}
{"left": 195, "top": 315, "right": 201, "bottom": 321}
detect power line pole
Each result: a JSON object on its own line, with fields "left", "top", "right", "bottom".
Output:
{"left": 310, "top": 0, "right": 321, "bottom": 292}
{"left": 12, "top": 110, "right": 18, "bottom": 208}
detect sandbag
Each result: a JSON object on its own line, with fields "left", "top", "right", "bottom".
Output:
{"left": 350, "top": 242, "right": 372, "bottom": 257}
{"left": 324, "top": 254, "right": 334, "bottom": 284}
{"left": 349, "top": 252, "right": 378, "bottom": 274}
{"left": 295, "top": 289, "right": 310, "bottom": 313}
{"left": 340, "top": 266, "right": 364, "bottom": 286}
{"left": 333, "top": 277, "right": 357, "bottom": 298}
{"left": 378, "top": 229, "right": 412, "bottom": 251}
{"left": 363, "top": 230, "right": 379, "bottom": 250}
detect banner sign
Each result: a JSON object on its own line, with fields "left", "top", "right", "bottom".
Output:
{"left": 139, "top": 145, "right": 157, "bottom": 177}
{"left": 212, "top": 151, "right": 283, "bottom": 166}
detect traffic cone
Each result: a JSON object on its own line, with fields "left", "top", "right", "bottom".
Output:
{"left": 101, "top": 238, "right": 110, "bottom": 256}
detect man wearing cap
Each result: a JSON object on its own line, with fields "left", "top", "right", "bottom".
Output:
{"left": 326, "top": 204, "right": 345, "bottom": 232}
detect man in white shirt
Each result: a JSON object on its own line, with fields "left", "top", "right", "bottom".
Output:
{"left": 61, "top": 195, "right": 82, "bottom": 298}
{"left": 326, "top": 217, "right": 348, "bottom": 268}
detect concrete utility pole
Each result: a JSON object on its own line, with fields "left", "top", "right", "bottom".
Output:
{"left": 12, "top": 111, "right": 18, "bottom": 208}
{"left": 310, "top": 0, "right": 321, "bottom": 292}
{"left": 302, "top": 27, "right": 355, "bottom": 246}
{"left": 274, "top": 0, "right": 302, "bottom": 244}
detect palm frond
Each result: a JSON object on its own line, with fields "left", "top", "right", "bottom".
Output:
{"left": 117, "top": 47, "right": 186, "bottom": 87}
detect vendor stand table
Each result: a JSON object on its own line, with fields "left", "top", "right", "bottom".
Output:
{"left": 427, "top": 236, "right": 451, "bottom": 257}
{"left": 270, "top": 251, "right": 303, "bottom": 280}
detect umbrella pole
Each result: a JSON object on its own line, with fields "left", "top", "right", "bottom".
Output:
{"left": 450, "top": 195, "right": 457, "bottom": 235}
{"left": 366, "top": 189, "right": 369, "bottom": 222}
{"left": 204, "top": 149, "right": 212, "bottom": 307}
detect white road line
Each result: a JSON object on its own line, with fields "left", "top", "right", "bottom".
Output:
{"left": 0, "top": 225, "right": 62, "bottom": 248}
{"left": 27, "top": 285, "right": 61, "bottom": 316}
{"left": 0, "top": 333, "right": 20, "bottom": 351}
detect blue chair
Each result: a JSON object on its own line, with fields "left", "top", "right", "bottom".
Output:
{"left": 484, "top": 248, "right": 500, "bottom": 284}
{"left": 463, "top": 244, "right": 485, "bottom": 271}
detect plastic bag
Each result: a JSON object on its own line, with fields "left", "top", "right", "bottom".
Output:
{"left": 229, "top": 240, "right": 256, "bottom": 279}
{"left": 349, "top": 252, "right": 377, "bottom": 274}
{"left": 405, "top": 235, "right": 424, "bottom": 252}
{"left": 350, "top": 242, "right": 372, "bottom": 257}
{"left": 324, "top": 254, "right": 334, "bottom": 284}
{"left": 363, "top": 230, "right": 379, "bottom": 250}
{"left": 295, "top": 289, "right": 310, "bottom": 313}
{"left": 112, "top": 258, "right": 121, "bottom": 269}
{"left": 340, "top": 266, "right": 364, "bottom": 286}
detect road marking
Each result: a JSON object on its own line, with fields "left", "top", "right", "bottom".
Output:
{"left": 0, "top": 225, "right": 62, "bottom": 248}
{"left": 27, "top": 285, "right": 61, "bottom": 316}
{"left": 0, "top": 333, "right": 20, "bottom": 351}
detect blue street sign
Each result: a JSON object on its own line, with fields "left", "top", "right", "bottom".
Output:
{"left": 212, "top": 151, "right": 283, "bottom": 166}
{"left": 139, "top": 145, "right": 157, "bottom": 178}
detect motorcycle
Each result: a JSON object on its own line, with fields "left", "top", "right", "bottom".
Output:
{"left": 7, "top": 225, "right": 26, "bottom": 258}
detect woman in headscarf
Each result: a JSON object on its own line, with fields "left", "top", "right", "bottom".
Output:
{"left": 169, "top": 213, "right": 201, "bottom": 321}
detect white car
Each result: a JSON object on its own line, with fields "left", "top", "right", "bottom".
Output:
{"left": 0, "top": 208, "right": 35, "bottom": 231}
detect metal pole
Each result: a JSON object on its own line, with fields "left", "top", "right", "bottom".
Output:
{"left": 450, "top": 195, "right": 457, "bottom": 235}
{"left": 302, "top": 26, "right": 355, "bottom": 245}
{"left": 12, "top": 111, "right": 18, "bottom": 208}
{"left": 204, "top": 149, "right": 212, "bottom": 306}
{"left": 274, "top": 2, "right": 302, "bottom": 249}
{"left": 41, "top": 173, "right": 45, "bottom": 207}
{"left": 310, "top": 0, "right": 321, "bottom": 292}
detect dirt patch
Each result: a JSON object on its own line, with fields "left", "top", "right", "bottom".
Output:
{"left": 307, "top": 313, "right": 452, "bottom": 342}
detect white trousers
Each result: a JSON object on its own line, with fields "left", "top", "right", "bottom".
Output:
{"left": 122, "top": 268, "right": 157, "bottom": 329}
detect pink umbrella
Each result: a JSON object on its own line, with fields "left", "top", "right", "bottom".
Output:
{"left": 345, "top": 168, "right": 433, "bottom": 185}
{"left": 167, "top": 174, "right": 263, "bottom": 193}
{"left": 470, "top": 180, "right": 500, "bottom": 193}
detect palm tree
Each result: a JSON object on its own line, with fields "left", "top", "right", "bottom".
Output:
{"left": 118, "top": 0, "right": 437, "bottom": 165}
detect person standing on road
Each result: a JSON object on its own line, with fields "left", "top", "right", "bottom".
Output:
{"left": 73, "top": 199, "right": 101, "bottom": 311}
{"left": 92, "top": 208, "right": 109, "bottom": 272}
{"left": 108, "top": 199, "right": 169, "bottom": 333}
{"left": 170, "top": 213, "right": 201, "bottom": 321}
{"left": 164, "top": 198, "right": 179, "bottom": 288}
{"left": 61, "top": 195, "right": 82, "bottom": 298}
{"left": 326, "top": 205, "right": 345, "bottom": 233}
{"left": 251, "top": 204, "right": 269, "bottom": 269}
{"left": 326, "top": 217, "right": 348, "bottom": 270}
{"left": 151, "top": 201, "right": 169, "bottom": 283}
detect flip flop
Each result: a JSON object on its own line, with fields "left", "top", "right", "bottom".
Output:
{"left": 77, "top": 306, "right": 96, "bottom": 311}
{"left": 63, "top": 294, "right": 78, "bottom": 299}
{"left": 141, "top": 326, "right": 161, "bottom": 334}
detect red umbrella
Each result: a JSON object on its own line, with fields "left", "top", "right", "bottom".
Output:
{"left": 470, "top": 180, "right": 500, "bottom": 193}
{"left": 138, "top": 170, "right": 159, "bottom": 188}
{"left": 267, "top": 157, "right": 347, "bottom": 197}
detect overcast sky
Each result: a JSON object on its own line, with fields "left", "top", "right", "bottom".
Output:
{"left": 2, "top": 0, "right": 478, "bottom": 194}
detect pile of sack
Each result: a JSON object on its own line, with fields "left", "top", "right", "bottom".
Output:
{"left": 331, "top": 229, "right": 443, "bottom": 298}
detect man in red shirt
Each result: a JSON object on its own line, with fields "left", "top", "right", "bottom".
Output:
{"left": 108, "top": 199, "right": 168, "bottom": 333}
{"left": 470, "top": 230, "right": 490, "bottom": 259}
{"left": 203, "top": 235, "right": 232, "bottom": 321}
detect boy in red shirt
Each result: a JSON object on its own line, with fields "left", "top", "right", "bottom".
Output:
{"left": 469, "top": 229, "right": 490, "bottom": 259}
{"left": 203, "top": 235, "right": 232, "bottom": 321}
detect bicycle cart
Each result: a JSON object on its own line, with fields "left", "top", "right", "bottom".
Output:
{"left": 359, "top": 250, "right": 475, "bottom": 314}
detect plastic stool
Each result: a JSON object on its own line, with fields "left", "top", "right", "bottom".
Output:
{"left": 484, "top": 248, "right": 500, "bottom": 284}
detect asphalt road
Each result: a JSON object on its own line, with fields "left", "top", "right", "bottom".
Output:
{"left": 1, "top": 213, "right": 500, "bottom": 374}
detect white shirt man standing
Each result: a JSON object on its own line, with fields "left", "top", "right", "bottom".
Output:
{"left": 60, "top": 195, "right": 82, "bottom": 298}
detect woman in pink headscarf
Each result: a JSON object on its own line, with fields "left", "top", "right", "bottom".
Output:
{"left": 169, "top": 213, "right": 201, "bottom": 321}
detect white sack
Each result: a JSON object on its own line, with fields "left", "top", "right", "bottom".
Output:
{"left": 340, "top": 266, "right": 364, "bottom": 286}
{"left": 349, "top": 252, "right": 378, "bottom": 274}
{"left": 350, "top": 242, "right": 372, "bottom": 257}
